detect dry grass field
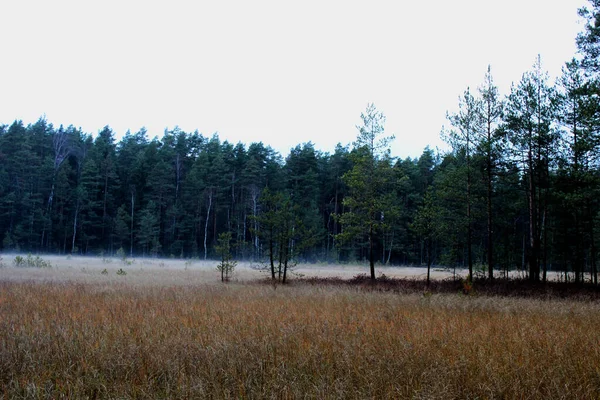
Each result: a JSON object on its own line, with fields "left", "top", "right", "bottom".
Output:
{"left": 1, "top": 254, "right": 599, "bottom": 399}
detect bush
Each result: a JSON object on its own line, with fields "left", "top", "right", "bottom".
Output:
{"left": 13, "top": 254, "right": 52, "bottom": 268}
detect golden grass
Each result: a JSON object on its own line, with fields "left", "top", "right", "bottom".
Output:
{"left": 1, "top": 278, "right": 600, "bottom": 399}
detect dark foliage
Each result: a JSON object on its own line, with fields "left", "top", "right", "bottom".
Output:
{"left": 295, "top": 274, "right": 600, "bottom": 300}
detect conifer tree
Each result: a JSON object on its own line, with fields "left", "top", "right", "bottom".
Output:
{"left": 337, "top": 103, "right": 395, "bottom": 281}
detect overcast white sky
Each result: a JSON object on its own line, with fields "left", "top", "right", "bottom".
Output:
{"left": 0, "top": 0, "right": 589, "bottom": 159}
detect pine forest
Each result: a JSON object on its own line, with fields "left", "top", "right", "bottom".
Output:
{"left": 3, "top": 2, "right": 600, "bottom": 286}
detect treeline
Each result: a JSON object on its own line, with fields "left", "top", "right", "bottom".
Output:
{"left": 2, "top": 2, "right": 600, "bottom": 283}
{"left": 0, "top": 120, "right": 362, "bottom": 263}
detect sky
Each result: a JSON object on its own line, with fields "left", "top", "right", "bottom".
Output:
{"left": 0, "top": 0, "right": 590, "bottom": 159}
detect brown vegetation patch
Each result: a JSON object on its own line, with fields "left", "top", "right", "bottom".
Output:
{"left": 296, "top": 274, "right": 600, "bottom": 300}
{"left": 1, "top": 278, "right": 600, "bottom": 398}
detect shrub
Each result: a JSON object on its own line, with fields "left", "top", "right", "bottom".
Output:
{"left": 13, "top": 255, "right": 25, "bottom": 267}
{"left": 13, "top": 254, "right": 52, "bottom": 268}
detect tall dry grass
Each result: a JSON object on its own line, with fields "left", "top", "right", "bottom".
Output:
{"left": 1, "top": 279, "right": 599, "bottom": 399}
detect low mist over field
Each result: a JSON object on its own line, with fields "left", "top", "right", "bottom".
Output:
{"left": 0, "top": 254, "right": 465, "bottom": 285}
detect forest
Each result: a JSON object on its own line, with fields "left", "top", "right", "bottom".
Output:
{"left": 2, "top": 3, "right": 600, "bottom": 285}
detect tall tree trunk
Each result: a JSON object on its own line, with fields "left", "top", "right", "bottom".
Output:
{"left": 243, "top": 211, "right": 247, "bottom": 258}
{"left": 282, "top": 234, "right": 290, "bottom": 284}
{"left": 251, "top": 187, "right": 259, "bottom": 259}
{"left": 486, "top": 147, "right": 493, "bottom": 281}
{"left": 269, "top": 227, "right": 275, "bottom": 280}
{"left": 467, "top": 144, "right": 473, "bottom": 282}
{"left": 426, "top": 237, "right": 432, "bottom": 286}
{"left": 130, "top": 190, "right": 135, "bottom": 257}
{"left": 575, "top": 211, "right": 582, "bottom": 284}
{"left": 382, "top": 234, "right": 386, "bottom": 264}
{"left": 71, "top": 200, "right": 79, "bottom": 254}
{"left": 333, "top": 183, "right": 339, "bottom": 241}
{"left": 278, "top": 234, "right": 284, "bottom": 281}
{"left": 369, "top": 223, "right": 375, "bottom": 281}
{"left": 102, "top": 173, "right": 108, "bottom": 247}
{"left": 204, "top": 190, "right": 212, "bottom": 260}
{"left": 63, "top": 225, "right": 68, "bottom": 254}
{"left": 541, "top": 208, "right": 548, "bottom": 283}
{"left": 528, "top": 143, "right": 539, "bottom": 282}
{"left": 175, "top": 153, "right": 181, "bottom": 201}
{"left": 591, "top": 216, "right": 598, "bottom": 285}
{"left": 386, "top": 231, "right": 393, "bottom": 265}
{"left": 485, "top": 86, "right": 495, "bottom": 281}
{"left": 573, "top": 104, "right": 582, "bottom": 284}
{"left": 40, "top": 181, "right": 56, "bottom": 251}
{"left": 213, "top": 200, "right": 218, "bottom": 248}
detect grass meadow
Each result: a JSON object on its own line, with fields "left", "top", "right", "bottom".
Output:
{"left": 1, "top": 255, "right": 600, "bottom": 399}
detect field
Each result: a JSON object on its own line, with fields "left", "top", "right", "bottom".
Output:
{"left": 0, "top": 254, "right": 467, "bottom": 284}
{"left": 1, "top": 255, "right": 600, "bottom": 399}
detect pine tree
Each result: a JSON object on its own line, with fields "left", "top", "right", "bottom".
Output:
{"left": 478, "top": 66, "right": 504, "bottom": 281}
{"left": 504, "top": 56, "right": 558, "bottom": 282}
{"left": 215, "top": 231, "right": 237, "bottom": 282}
{"left": 444, "top": 87, "right": 483, "bottom": 282}
{"left": 337, "top": 103, "right": 395, "bottom": 281}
